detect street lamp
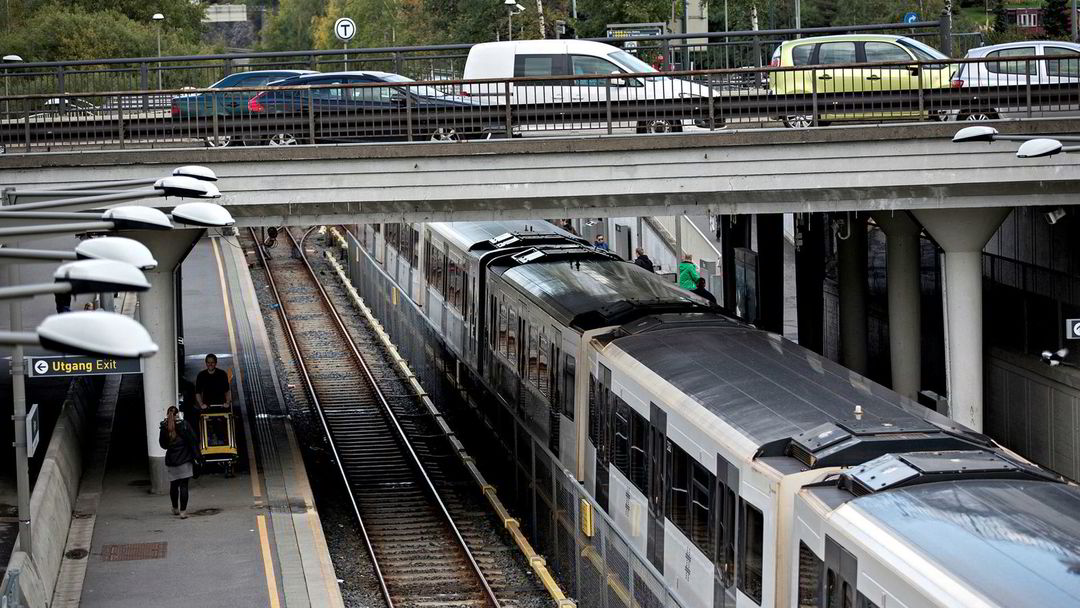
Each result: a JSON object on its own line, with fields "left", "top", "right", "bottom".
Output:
{"left": 0, "top": 237, "right": 158, "bottom": 270}
{"left": 5, "top": 175, "right": 220, "bottom": 213}
{"left": 953, "top": 126, "right": 1080, "bottom": 158}
{"left": 3, "top": 54, "right": 22, "bottom": 121}
{"left": 0, "top": 259, "right": 151, "bottom": 300}
{"left": 0, "top": 207, "right": 174, "bottom": 245}
{"left": 504, "top": 0, "right": 523, "bottom": 41}
{"left": 9, "top": 166, "right": 218, "bottom": 198}
{"left": 0, "top": 311, "right": 158, "bottom": 357}
{"left": 152, "top": 13, "right": 164, "bottom": 90}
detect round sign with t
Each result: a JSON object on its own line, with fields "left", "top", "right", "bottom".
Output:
{"left": 335, "top": 17, "right": 356, "bottom": 42}
{"left": 904, "top": 12, "right": 918, "bottom": 24}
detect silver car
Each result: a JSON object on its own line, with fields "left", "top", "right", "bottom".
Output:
{"left": 951, "top": 41, "right": 1080, "bottom": 120}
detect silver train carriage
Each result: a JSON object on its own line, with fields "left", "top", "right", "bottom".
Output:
{"left": 357, "top": 220, "right": 1080, "bottom": 608}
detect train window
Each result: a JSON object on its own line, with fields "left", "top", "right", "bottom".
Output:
{"left": 629, "top": 410, "right": 647, "bottom": 492}
{"left": 538, "top": 330, "right": 550, "bottom": 398}
{"left": 527, "top": 325, "right": 539, "bottom": 387}
{"left": 498, "top": 301, "right": 508, "bottom": 355}
{"left": 562, "top": 354, "right": 575, "bottom": 419}
{"left": 842, "top": 582, "right": 853, "bottom": 608}
{"left": 589, "top": 375, "right": 598, "bottom": 444}
{"left": 612, "top": 397, "right": 630, "bottom": 478}
{"left": 715, "top": 481, "right": 736, "bottom": 588}
{"left": 826, "top": 570, "right": 837, "bottom": 608}
{"left": 797, "top": 541, "right": 822, "bottom": 608}
{"left": 690, "top": 462, "right": 714, "bottom": 556}
{"left": 409, "top": 227, "right": 419, "bottom": 267}
{"left": 856, "top": 593, "right": 880, "bottom": 608}
{"left": 738, "top": 500, "right": 764, "bottom": 605}
{"left": 507, "top": 307, "right": 518, "bottom": 363}
{"left": 667, "top": 441, "right": 690, "bottom": 537}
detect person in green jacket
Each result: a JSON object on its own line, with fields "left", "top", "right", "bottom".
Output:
{"left": 678, "top": 254, "right": 700, "bottom": 290}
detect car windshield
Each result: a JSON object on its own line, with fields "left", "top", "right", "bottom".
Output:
{"left": 897, "top": 38, "right": 948, "bottom": 61}
{"left": 608, "top": 51, "right": 658, "bottom": 74}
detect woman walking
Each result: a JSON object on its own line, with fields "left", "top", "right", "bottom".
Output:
{"left": 159, "top": 406, "right": 200, "bottom": 519}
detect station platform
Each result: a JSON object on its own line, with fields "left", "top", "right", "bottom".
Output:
{"left": 49, "top": 235, "right": 343, "bottom": 607}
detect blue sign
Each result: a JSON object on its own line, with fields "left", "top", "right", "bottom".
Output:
{"left": 904, "top": 12, "right": 918, "bottom": 24}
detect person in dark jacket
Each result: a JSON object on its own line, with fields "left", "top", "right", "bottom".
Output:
{"left": 633, "top": 248, "right": 654, "bottom": 272}
{"left": 159, "top": 406, "right": 201, "bottom": 519}
{"left": 694, "top": 277, "right": 717, "bottom": 306}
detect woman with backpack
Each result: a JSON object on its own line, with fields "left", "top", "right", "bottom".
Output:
{"left": 159, "top": 406, "right": 201, "bottom": 519}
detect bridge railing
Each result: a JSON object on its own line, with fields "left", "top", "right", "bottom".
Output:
{"left": 0, "top": 21, "right": 960, "bottom": 100}
{"left": 1, "top": 53, "right": 1075, "bottom": 154}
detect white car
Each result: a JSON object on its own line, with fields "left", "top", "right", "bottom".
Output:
{"left": 461, "top": 40, "right": 714, "bottom": 133}
{"left": 951, "top": 41, "right": 1080, "bottom": 120}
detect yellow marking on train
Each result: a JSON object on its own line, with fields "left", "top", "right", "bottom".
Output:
{"left": 257, "top": 514, "right": 282, "bottom": 608}
{"left": 211, "top": 237, "right": 263, "bottom": 498}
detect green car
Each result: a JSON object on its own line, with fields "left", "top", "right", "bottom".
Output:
{"left": 768, "top": 34, "right": 952, "bottom": 127}
{"left": 170, "top": 69, "right": 315, "bottom": 146}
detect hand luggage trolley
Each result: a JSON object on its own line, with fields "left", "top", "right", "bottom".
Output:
{"left": 199, "top": 403, "right": 238, "bottom": 476}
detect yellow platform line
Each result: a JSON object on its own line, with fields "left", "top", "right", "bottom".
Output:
{"left": 257, "top": 514, "right": 282, "bottom": 608}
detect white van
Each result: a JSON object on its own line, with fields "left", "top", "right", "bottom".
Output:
{"left": 462, "top": 40, "right": 713, "bottom": 132}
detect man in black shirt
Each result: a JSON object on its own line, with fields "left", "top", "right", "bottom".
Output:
{"left": 195, "top": 354, "right": 231, "bottom": 411}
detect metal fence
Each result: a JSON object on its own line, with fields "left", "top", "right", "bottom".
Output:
{"left": 340, "top": 229, "right": 686, "bottom": 608}
{"left": 0, "top": 51, "right": 1076, "bottom": 153}
{"left": 0, "top": 21, "right": 963, "bottom": 100}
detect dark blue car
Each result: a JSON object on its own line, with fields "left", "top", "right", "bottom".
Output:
{"left": 246, "top": 71, "right": 497, "bottom": 145}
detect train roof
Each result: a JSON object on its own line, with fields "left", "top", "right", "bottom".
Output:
{"left": 427, "top": 221, "right": 579, "bottom": 253}
{"left": 609, "top": 324, "right": 970, "bottom": 451}
{"left": 495, "top": 257, "right": 711, "bottom": 329}
{"left": 843, "top": 479, "right": 1080, "bottom": 607}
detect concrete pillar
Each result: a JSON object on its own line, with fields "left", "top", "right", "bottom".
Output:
{"left": 720, "top": 215, "right": 750, "bottom": 315}
{"left": 127, "top": 229, "right": 205, "bottom": 494}
{"left": 757, "top": 214, "right": 784, "bottom": 334}
{"left": 837, "top": 215, "right": 868, "bottom": 375}
{"left": 872, "top": 212, "right": 923, "bottom": 399}
{"left": 795, "top": 213, "right": 825, "bottom": 354}
{"left": 910, "top": 207, "right": 1011, "bottom": 433}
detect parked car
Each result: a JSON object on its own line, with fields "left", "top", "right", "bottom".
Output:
{"left": 768, "top": 34, "right": 952, "bottom": 127}
{"left": 245, "top": 71, "right": 493, "bottom": 145}
{"left": 951, "top": 41, "right": 1080, "bottom": 120}
{"left": 462, "top": 39, "right": 714, "bottom": 133}
{"left": 170, "top": 70, "right": 315, "bottom": 146}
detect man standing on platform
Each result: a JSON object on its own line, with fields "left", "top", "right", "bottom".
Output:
{"left": 195, "top": 353, "right": 231, "bottom": 412}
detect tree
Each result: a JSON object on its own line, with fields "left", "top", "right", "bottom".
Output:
{"left": 992, "top": 0, "right": 1007, "bottom": 33}
{"left": 259, "top": 0, "right": 323, "bottom": 51}
{"left": 1043, "top": 0, "right": 1069, "bottom": 40}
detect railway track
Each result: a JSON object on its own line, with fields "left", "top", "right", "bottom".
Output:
{"left": 250, "top": 226, "right": 512, "bottom": 608}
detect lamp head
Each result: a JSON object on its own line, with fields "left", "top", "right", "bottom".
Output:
{"left": 154, "top": 175, "right": 219, "bottom": 198}
{"left": 171, "top": 202, "right": 235, "bottom": 228}
{"left": 172, "top": 165, "right": 217, "bottom": 182}
{"left": 103, "top": 206, "right": 173, "bottom": 230}
{"left": 952, "top": 126, "right": 999, "bottom": 143}
{"left": 2, "top": 54, "right": 23, "bottom": 63}
{"left": 152, "top": 13, "right": 164, "bottom": 21}
{"left": 74, "top": 236, "right": 158, "bottom": 270}
{"left": 53, "top": 259, "right": 150, "bottom": 293}
{"left": 37, "top": 311, "right": 158, "bottom": 358}
{"left": 1017, "top": 138, "right": 1063, "bottom": 159}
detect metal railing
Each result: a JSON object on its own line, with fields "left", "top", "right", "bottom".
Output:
{"left": 1, "top": 53, "right": 1076, "bottom": 153}
{"left": 0, "top": 21, "right": 958, "bottom": 100}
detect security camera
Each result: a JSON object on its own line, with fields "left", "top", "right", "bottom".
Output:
{"left": 1046, "top": 207, "right": 1067, "bottom": 225}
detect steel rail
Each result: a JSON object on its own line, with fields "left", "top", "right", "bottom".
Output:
{"left": 287, "top": 226, "right": 502, "bottom": 608}
{"left": 248, "top": 226, "right": 395, "bottom": 608}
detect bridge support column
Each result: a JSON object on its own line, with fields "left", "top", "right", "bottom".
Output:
{"left": 756, "top": 214, "right": 785, "bottom": 334}
{"left": 795, "top": 213, "right": 826, "bottom": 354}
{"left": 127, "top": 229, "right": 205, "bottom": 494}
{"left": 872, "top": 212, "right": 922, "bottom": 399}
{"left": 838, "top": 215, "right": 868, "bottom": 375}
{"left": 910, "top": 208, "right": 1010, "bottom": 432}
{"left": 720, "top": 215, "right": 749, "bottom": 315}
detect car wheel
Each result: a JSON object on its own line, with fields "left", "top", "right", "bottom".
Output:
{"left": 959, "top": 109, "right": 999, "bottom": 121}
{"left": 204, "top": 135, "right": 233, "bottom": 148}
{"left": 429, "top": 128, "right": 460, "bottom": 142}
{"left": 636, "top": 120, "right": 683, "bottom": 134}
{"left": 268, "top": 132, "right": 298, "bottom": 146}
{"left": 782, "top": 114, "right": 815, "bottom": 128}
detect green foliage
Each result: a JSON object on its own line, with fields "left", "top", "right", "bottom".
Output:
{"left": 575, "top": 0, "right": 675, "bottom": 38}
{"left": 992, "top": 0, "right": 1008, "bottom": 33}
{"left": 259, "top": 0, "right": 322, "bottom": 50}
{"left": 1043, "top": 0, "right": 1069, "bottom": 39}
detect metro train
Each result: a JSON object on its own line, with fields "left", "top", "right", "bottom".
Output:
{"left": 358, "top": 220, "right": 1080, "bottom": 608}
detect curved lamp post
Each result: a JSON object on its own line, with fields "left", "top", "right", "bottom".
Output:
{"left": 8, "top": 166, "right": 218, "bottom": 201}
{"left": 6, "top": 175, "right": 219, "bottom": 213}
{"left": 0, "top": 237, "right": 158, "bottom": 269}
{"left": 1, "top": 311, "right": 158, "bottom": 358}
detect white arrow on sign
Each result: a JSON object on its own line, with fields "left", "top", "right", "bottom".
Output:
{"left": 334, "top": 17, "right": 356, "bottom": 42}
{"left": 33, "top": 360, "right": 48, "bottom": 375}
{"left": 1073, "top": 321, "right": 1080, "bottom": 337}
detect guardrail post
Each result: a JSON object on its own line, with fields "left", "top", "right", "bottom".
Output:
{"left": 406, "top": 92, "right": 414, "bottom": 142}
{"left": 310, "top": 53, "right": 318, "bottom": 71}
{"left": 752, "top": 34, "right": 763, "bottom": 88}
{"left": 223, "top": 57, "right": 234, "bottom": 76}
{"left": 1026, "top": 60, "right": 1033, "bottom": 118}
{"left": 917, "top": 69, "right": 924, "bottom": 118}
{"left": 707, "top": 73, "right": 715, "bottom": 130}
{"left": 212, "top": 95, "right": 219, "bottom": 145}
{"left": 23, "top": 105, "right": 30, "bottom": 152}
{"left": 140, "top": 63, "right": 149, "bottom": 111}
{"left": 56, "top": 67, "right": 66, "bottom": 114}
{"left": 504, "top": 81, "right": 512, "bottom": 139}
{"left": 394, "top": 52, "right": 403, "bottom": 76}
{"left": 605, "top": 77, "right": 612, "bottom": 135}
{"left": 811, "top": 69, "right": 819, "bottom": 127}
{"left": 117, "top": 95, "right": 125, "bottom": 149}
{"left": 307, "top": 89, "right": 316, "bottom": 144}
{"left": 939, "top": 12, "right": 952, "bottom": 57}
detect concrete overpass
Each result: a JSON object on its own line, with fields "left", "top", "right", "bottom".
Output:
{"left": 1, "top": 120, "right": 1079, "bottom": 225}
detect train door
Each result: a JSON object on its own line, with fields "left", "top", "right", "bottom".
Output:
{"left": 594, "top": 362, "right": 612, "bottom": 512}
{"left": 646, "top": 403, "right": 666, "bottom": 573}
{"left": 824, "top": 537, "right": 857, "bottom": 608}
{"left": 713, "top": 455, "right": 739, "bottom": 608}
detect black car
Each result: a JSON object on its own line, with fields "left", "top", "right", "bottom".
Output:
{"left": 245, "top": 71, "right": 498, "bottom": 145}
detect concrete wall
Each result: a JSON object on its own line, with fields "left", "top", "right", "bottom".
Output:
{"left": 0, "top": 377, "right": 100, "bottom": 607}
{"left": 987, "top": 347, "right": 1079, "bottom": 481}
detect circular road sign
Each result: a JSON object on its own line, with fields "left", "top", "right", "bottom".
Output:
{"left": 904, "top": 11, "right": 918, "bottom": 24}
{"left": 334, "top": 17, "right": 356, "bottom": 42}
